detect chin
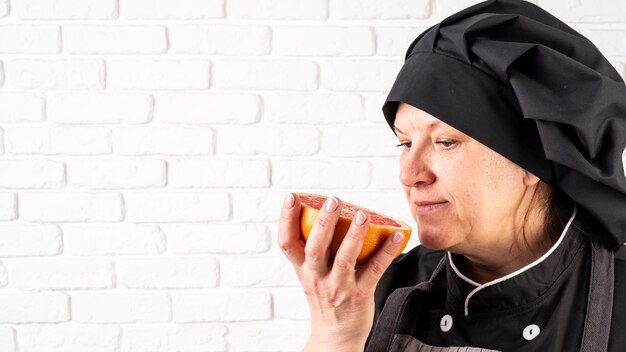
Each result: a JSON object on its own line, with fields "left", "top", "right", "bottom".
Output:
{"left": 417, "top": 225, "right": 455, "bottom": 251}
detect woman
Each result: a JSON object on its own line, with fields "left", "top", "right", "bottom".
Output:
{"left": 278, "top": 0, "right": 626, "bottom": 350}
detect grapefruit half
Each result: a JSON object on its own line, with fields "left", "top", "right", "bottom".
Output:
{"left": 297, "top": 193, "right": 412, "bottom": 266}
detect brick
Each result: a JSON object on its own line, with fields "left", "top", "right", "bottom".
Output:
{"left": 123, "top": 0, "right": 223, "bottom": 19}
{"left": 264, "top": 93, "right": 363, "bottom": 124}
{"left": 377, "top": 26, "right": 427, "bottom": 56}
{"left": 20, "top": 192, "right": 123, "bottom": 222}
{"left": 372, "top": 158, "right": 402, "bottom": 189}
{"left": 155, "top": 93, "right": 260, "bottom": 124}
{"left": 330, "top": 0, "right": 430, "bottom": 19}
{"left": 0, "top": 327, "right": 15, "bottom": 352}
{"left": 265, "top": 226, "right": 283, "bottom": 255}
{"left": 321, "top": 60, "right": 403, "bottom": 91}
{"left": 271, "top": 159, "right": 371, "bottom": 188}
{"left": 228, "top": 0, "right": 326, "bottom": 19}
{"left": 228, "top": 323, "right": 310, "bottom": 351}
{"left": 122, "top": 325, "right": 227, "bottom": 352}
{"left": 0, "top": 261, "right": 6, "bottom": 287}
{"left": 125, "top": 191, "right": 230, "bottom": 222}
{"left": 0, "top": 193, "right": 16, "bottom": 221}
{"left": 63, "top": 224, "right": 165, "bottom": 256}
{"left": 162, "top": 223, "right": 270, "bottom": 254}
{"left": 0, "top": 224, "right": 61, "bottom": 257}
{"left": 0, "top": 25, "right": 59, "bottom": 53}
{"left": 171, "top": 24, "right": 270, "bottom": 55}
{"left": 118, "top": 257, "right": 218, "bottom": 289}
{"left": 232, "top": 191, "right": 287, "bottom": 222}
{"left": 273, "top": 26, "right": 374, "bottom": 56}
{"left": 433, "top": 0, "right": 527, "bottom": 21}
{"left": 0, "top": 159, "right": 64, "bottom": 188}
{"left": 212, "top": 60, "right": 317, "bottom": 91}
{"left": 579, "top": 30, "right": 626, "bottom": 57}
{"left": 107, "top": 60, "right": 210, "bottom": 90}
{"left": 49, "top": 93, "right": 153, "bottom": 124}
{"left": 0, "top": 293, "right": 69, "bottom": 323}
{"left": 0, "top": 0, "right": 7, "bottom": 17}
{"left": 8, "top": 259, "right": 113, "bottom": 290}
{"left": 169, "top": 158, "right": 270, "bottom": 188}
{"left": 221, "top": 256, "right": 299, "bottom": 288}
{"left": 64, "top": 25, "right": 166, "bottom": 54}
{"left": 217, "top": 126, "right": 319, "bottom": 156}
{"left": 538, "top": 0, "right": 626, "bottom": 23}
{"left": 363, "top": 92, "right": 389, "bottom": 123}
{"left": 67, "top": 158, "right": 165, "bottom": 189}
{"left": 17, "top": 0, "right": 117, "bottom": 19}
{"left": 6, "top": 126, "right": 111, "bottom": 155}
{"left": 0, "top": 92, "right": 45, "bottom": 123}
{"left": 172, "top": 292, "right": 272, "bottom": 322}
{"left": 20, "top": 325, "right": 120, "bottom": 352}
{"left": 73, "top": 293, "right": 170, "bottom": 323}
{"left": 6, "top": 59, "right": 104, "bottom": 90}
{"left": 321, "top": 125, "right": 401, "bottom": 157}
{"left": 273, "top": 290, "right": 310, "bottom": 320}
{"left": 113, "top": 126, "right": 213, "bottom": 156}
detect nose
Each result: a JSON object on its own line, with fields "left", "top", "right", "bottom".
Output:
{"left": 399, "top": 146, "right": 436, "bottom": 187}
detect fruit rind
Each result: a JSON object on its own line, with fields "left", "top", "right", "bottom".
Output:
{"left": 297, "top": 193, "right": 412, "bottom": 266}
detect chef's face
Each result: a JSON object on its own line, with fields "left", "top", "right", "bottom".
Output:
{"left": 394, "top": 103, "right": 539, "bottom": 253}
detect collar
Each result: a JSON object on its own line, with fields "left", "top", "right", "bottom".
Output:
{"left": 445, "top": 206, "right": 587, "bottom": 316}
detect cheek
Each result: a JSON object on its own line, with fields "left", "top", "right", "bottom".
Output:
{"left": 438, "top": 154, "right": 507, "bottom": 219}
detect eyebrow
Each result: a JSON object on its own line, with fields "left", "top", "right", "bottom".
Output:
{"left": 393, "top": 121, "right": 440, "bottom": 134}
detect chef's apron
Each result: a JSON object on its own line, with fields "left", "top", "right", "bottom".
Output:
{"left": 365, "top": 239, "right": 614, "bottom": 352}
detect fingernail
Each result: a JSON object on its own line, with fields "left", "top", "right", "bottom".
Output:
{"left": 325, "top": 197, "right": 339, "bottom": 212}
{"left": 392, "top": 232, "right": 404, "bottom": 244}
{"left": 284, "top": 193, "right": 295, "bottom": 209}
{"left": 355, "top": 211, "right": 367, "bottom": 225}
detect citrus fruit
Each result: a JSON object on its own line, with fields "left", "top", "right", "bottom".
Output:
{"left": 297, "top": 193, "right": 412, "bottom": 266}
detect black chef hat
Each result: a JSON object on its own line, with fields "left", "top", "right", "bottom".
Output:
{"left": 383, "top": 0, "right": 626, "bottom": 248}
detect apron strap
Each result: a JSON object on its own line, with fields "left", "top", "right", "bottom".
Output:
{"left": 579, "top": 239, "right": 614, "bottom": 352}
{"left": 366, "top": 255, "right": 447, "bottom": 352}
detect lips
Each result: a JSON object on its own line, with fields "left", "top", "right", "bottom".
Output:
{"left": 413, "top": 200, "right": 449, "bottom": 215}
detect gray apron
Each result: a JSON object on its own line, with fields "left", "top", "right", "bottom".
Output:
{"left": 365, "top": 239, "right": 614, "bottom": 352}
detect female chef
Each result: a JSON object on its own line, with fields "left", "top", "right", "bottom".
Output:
{"left": 278, "top": 0, "right": 626, "bottom": 350}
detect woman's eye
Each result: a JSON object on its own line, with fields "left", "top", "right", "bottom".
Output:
{"left": 435, "top": 140, "right": 457, "bottom": 150}
{"left": 396, "top": 140, "right": 457, "bottom": 150}
{"left": 396, "top": 142, "right": 411, "bottom": 149}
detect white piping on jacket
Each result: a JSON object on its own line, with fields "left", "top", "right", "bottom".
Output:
{"left": 447, "top": 205, "right": 578, "bottom": 316}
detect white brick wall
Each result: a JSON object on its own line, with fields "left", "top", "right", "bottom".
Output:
{"left": 16, "top": 0, "right": 117, "bottom": 20}
{"left": 0, "top": 224, "right": 62, "bottom": 256}
{"left": 20, "top": 325, "right": 121, "bottom": 352}
{"left": 1, "top": 0, "right": 625, "bottom": 351}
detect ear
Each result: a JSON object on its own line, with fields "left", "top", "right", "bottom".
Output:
{"left": 522, "top": 170, "right": 541, "bottom": 187}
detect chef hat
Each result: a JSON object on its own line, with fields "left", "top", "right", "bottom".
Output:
{"left": 383, "top": 0, "right": 626, "bottom": 248}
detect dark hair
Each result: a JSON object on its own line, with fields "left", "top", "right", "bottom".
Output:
{"left": 520, "top": 181, "right": 575, "bottom": 255}
{"left": 531, "top": 181, "right": 612, "bottom": 251}
{"left": 543, "top": 183, "right": 577, "bottom": 244}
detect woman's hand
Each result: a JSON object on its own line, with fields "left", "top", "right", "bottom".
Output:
{"left": 278, "top": 193, "right": 405, "bottom": 351}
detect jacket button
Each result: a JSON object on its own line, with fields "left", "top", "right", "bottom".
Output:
{"left": 523, "top": 324, "right": 540, "bottom": 340}
{"left": 440, "top": 314, "right": 453, "bottom": 332}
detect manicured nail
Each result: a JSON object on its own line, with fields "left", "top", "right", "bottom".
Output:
{"left": 284, "top": 193, "right": 295, "bottom": 209}
{"left": 355, "top": 211, "right": 367, "bottom": 225}
{"left": 325, "top": 197, "right": 339, "bottom": 212}
{"left": 392, "top": 232, "right": 404, "bottom": 244}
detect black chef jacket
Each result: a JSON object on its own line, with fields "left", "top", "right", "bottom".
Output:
{"left": 366, "top": 213, "right": 626, "bottom": 351}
